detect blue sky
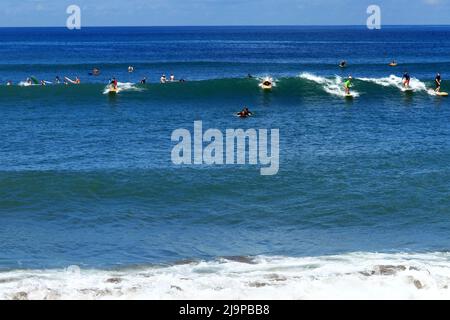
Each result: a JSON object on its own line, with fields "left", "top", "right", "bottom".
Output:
{"left": 1, "top": 0, "right": 450, "bottom": 27}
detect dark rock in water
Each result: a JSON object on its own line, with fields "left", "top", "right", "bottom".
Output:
{"left": 266, "top": 274, "right": 287, "bottom": 282}
{"left": 171, "top": 285, "right": 183, "bottom": 291}
{"left": 414, "top": 280, "right": 424, "bottom": 290}
{"left": 173, "top": 259, "right": 199, "bottom": 266}
{"left": 222, "top": 256, "right": 256, "bottom": 264}
{"left": 12, "top": 292, "right": 28, "bottom": 300}
{"left": 374, "top": 265, "right": 407, "bottom": 276}
{"left": 106, "top": 278, "right": 122, "bottom": 284}
{"left": 0, "top": 277, "right": 21, "bottom": 284}
{"left": 248, "top": 282, "right": 268, "bottom": 288}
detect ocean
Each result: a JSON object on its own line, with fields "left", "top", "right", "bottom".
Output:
{"left": 1, "top": 26, "right": 450, "bottom": 299}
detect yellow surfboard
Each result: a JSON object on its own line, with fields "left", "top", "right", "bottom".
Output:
{"left": 108, "top": 87, "right": 119, "bottom": 94}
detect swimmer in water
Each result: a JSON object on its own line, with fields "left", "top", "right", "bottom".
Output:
{"left": 237, "top": 107, "right": 253, "bottom": 118}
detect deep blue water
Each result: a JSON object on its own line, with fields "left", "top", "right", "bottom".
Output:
{"left": 1, "top": 26, "right": 450, "bottom": 270}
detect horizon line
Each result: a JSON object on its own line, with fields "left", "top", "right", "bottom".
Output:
{"left": 1, "top": 24, "right": 450, "bottom": 28}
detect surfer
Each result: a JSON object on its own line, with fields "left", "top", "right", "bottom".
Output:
{"left": 435, "top": 73, "right": 442, "bottom": 93}
{"left": 75, "top": 77, "right": 81, "bottom": 84}
{"left": 344, "top": 76, "right": 353, "bottom": 95}
{"left": 261, "top": 78, "right": 273, "bottom": 90}
{"left": 237, "top": 107, "right": 253, "bottom": 118}
{"left": 140, "top": 77, "right": 147, "bottom": 84}
{"left": 90, "top": 68, "right": 100, "bottom": 76}
{"left": 247, "top": 74, "right": 253, "bottom": 79}
{"left": 170, "top": 74, "right": 175, "bottom": 82}
{"left": 6, "top": 80, "right": 12, "bottom": 86}
{"left": 128, "top": 66, "right": 134, "bottom": 73}
{"left": 339, "top": 60, "right": 347, "bottom": 68}
{"left": 402, "top": 72, "right": 411, "bottom": 88}
{"left": 55, "top": 76, "right": 61, "bottom": 84}
{"left": 26, "top": 78, "right": 32, "bottom": 85}
{"left": 160, "top": 74, "right": 167, "bottom": 83}
{"left": 389, "top": 60, "right": 397, "bottom": 67}
{"left": 110, "top": 77, "right": 118, "bottom": 89}
{"left": 41, "top": 80, "right": 46, "bottom": 86}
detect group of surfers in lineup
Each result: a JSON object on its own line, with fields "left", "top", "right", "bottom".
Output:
{"left": 4, "top": 65, "right": 186, "bottom": 88}
{"left": 4, "top": 62, "right": 446, "bottom": 97}
{"left": 339, "top": 60, "right": 445, "bottom": 96}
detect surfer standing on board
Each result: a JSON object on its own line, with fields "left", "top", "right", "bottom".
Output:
{"left": 344, "top": 76, "right": 353, "bottom": 95}
{"left": 435, "top": 73, "right": 442, "bottom": 93}
{"left": 402, "top": 72, "right": 411, "bottom": 88}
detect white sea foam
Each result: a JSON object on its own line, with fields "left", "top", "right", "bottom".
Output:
{"left": 300, "top": 73, "right": 360, "bottom": 97}
{"left": 18, "top": 81, "right": 37, "bottom": 87}
{"left": 257, "top": 76, "right": 277, "bottom": 88}
{"left": 2, "top": 252, "right": 450, "bottom": 300}
{"left": 102, "top": 82, "right": 144, "bottom": 94}
{"left": 358, "top": 75, "right": 431, "bottom": 94}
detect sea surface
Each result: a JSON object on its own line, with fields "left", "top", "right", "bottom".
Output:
{"left": 1, "top": 26, "right": 450, "bottom": 299}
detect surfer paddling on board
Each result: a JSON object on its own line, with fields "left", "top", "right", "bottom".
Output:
{"left": 402, "top": 72, "right": 411, "bottom": 88}
{"left": 435, "top": 73, "right": 442, "bottom": 93}
{"left": 237, "top": 107, "right": 253, "bottom": 118}
{"left": 344, "top": 76, "right": 353, "bottom": 95}
{"left": 339, "top": 60, "right": 347, "bottom": 68}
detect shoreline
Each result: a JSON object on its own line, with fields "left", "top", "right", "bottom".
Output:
{"left": 1, "top": 252, "right": 450, "bottom": 300}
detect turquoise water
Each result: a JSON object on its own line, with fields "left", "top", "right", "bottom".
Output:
{"left": 1, "top": 27, "right": 450, "bottom": 286}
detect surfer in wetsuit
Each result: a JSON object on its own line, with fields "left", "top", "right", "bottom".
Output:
{"left": 344, "top": 76, "right": 353, "bottom": 95}
{"left": 140, "top": 77, "right": 147, "bottom": 84}
{"left": 339, "top": 60, "right": 347, "bottom": 68}
{"left": 435, "top": 73, "right": 442, "bottom": 93}
{"left": 402, "top": 72, "right": 411, "bottom": 88}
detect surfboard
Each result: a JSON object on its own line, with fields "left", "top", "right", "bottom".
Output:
{"left": 261, "top": 84, "right": 272, "bottom": 90}
{"left": 64, "top": 77, "right": 77, "bottom": 84}
{"left": 436, "top": 92, "right": 448, "bottom": 96}
{"left": 30, "top": 76, "right": 39, "bottom": 85}
{"left": 389, "top": 63, "right": 398, "bottom": 67}
{"left": 108, "top": 87, "right": 119, "bottom": 94}
{"left": 345, "top": 94, "right": 353, "bottom": 98}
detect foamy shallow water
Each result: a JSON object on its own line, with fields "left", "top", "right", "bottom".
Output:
{"left": 1, "top": 252, "right": 450, "bottom": 300}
